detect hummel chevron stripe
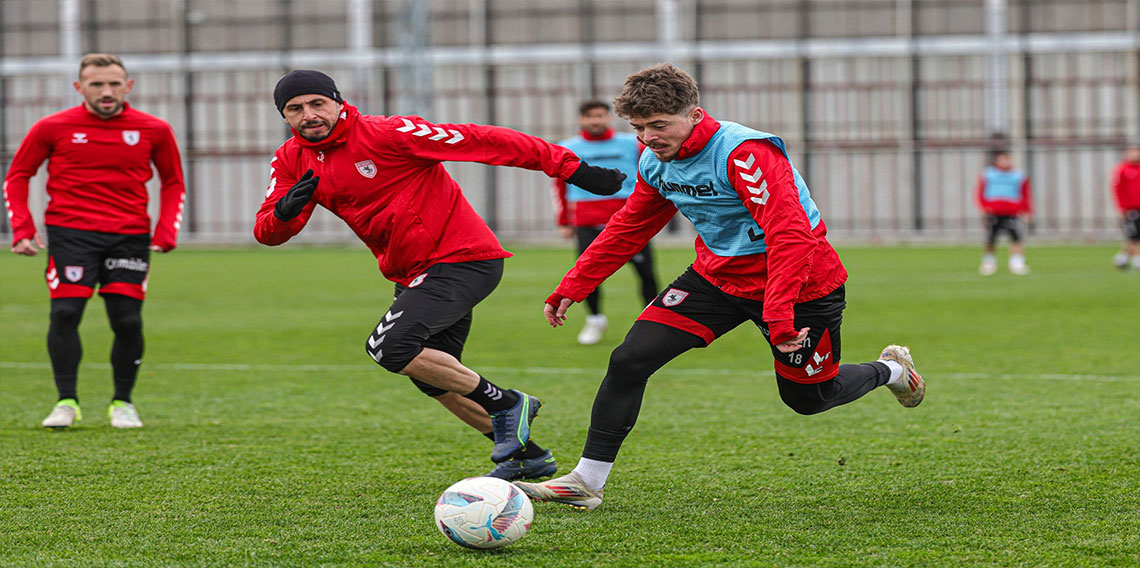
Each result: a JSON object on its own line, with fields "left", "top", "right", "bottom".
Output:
{"left": 394, "top": 118, "right": 465, "bottom": 144}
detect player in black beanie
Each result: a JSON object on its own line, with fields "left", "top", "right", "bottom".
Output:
{"left": 273, "top": 70, "right": 343, "bottom": 115}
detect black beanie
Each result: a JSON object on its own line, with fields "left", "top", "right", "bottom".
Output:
{"left": 273, "top": 70, "right": 343, "bottom": 114}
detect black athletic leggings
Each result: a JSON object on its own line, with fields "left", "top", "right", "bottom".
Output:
{"left": 580, "top": 321, "right": 889, "bottom": 463}
{"left": 48, "top": 295, "right": 143, "bottom": 402}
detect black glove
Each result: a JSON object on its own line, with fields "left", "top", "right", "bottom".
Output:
{"left": 566, "top": 162, "right": 627, "bottom": 196}
{"left": 274, "top": 169, "right": 319, "bottom": 221}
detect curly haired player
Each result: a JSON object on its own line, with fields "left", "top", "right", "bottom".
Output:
{"left": 516, "top": 64, "right": 925, "bottom": 510}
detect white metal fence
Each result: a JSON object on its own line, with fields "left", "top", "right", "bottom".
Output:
{"left": 2, "top": 0, "right": 1139, "bottom": 245}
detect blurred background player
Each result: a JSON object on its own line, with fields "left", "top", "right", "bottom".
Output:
{"left": 3, "top": 53, "right": 186, "bottom": 429}
{"left": 1111, "top": 144, "right": 1140, "bottom": 270}
{"left": 254, "top": 70, "right": 626, "bottom": 481}
{"left": 976, "top": 149, "right": 1033, "bottom": 275}
{"left": 553, "top": 99, "right": 659, "bottom": 344}
{"left": 516, "top": 63, "right": 924, "bottom": 510}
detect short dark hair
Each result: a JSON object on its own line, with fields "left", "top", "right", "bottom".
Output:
{"left": 78, "top": 53, "right": 126, "bottom": 79}
{"left": 612, "top": 63, "right": 700, "bottom": 119}
{"left": 990, "top": 148, "right": 1012, "bottom": 163}
{"left": 578, "top": 99, "right": 611, "bottom": 116}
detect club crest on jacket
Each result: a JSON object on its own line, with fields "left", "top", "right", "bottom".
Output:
{"left": 356, "top": 160, "right": 377, "bottom": 179}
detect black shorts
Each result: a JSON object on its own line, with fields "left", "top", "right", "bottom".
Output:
{"left": 636, "top": 267, "right": 845, "bottom": 383}
{"left": 1123, "top": 210, "right": 1140, "bottom": 241}
{"left": 985, "top": 215, "right": 1024, "bottom": 245}
{"left": 366, "top": 259, "right": 504, "bottom": 395}
{"left": 45, "top": 225, "right": 150, "bottom": 300}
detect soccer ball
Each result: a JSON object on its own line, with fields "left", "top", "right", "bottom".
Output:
{"left": 434, "top": 476, "right": 534, "bottom": 549}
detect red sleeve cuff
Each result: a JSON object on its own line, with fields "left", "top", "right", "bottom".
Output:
{"left": 546, "top": 291, "right": 573, "bottom": 308}
{"left": 768, "top": 320, "right": 797, "bottom": 345}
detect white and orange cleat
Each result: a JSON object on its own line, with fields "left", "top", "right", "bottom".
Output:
{"left": 879, "top": 345, "right": 925, "bottom": 407}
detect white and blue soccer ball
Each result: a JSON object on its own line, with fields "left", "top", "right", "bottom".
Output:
{"left": 434, "top": 476, "right": 533, "bottom": 549}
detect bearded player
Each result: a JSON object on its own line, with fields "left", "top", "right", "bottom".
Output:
{"left": 4, "top": 53, "right": 186, "bottom": 429}
{"left": 254, "top": 70, "right": 627, "bottom": 480}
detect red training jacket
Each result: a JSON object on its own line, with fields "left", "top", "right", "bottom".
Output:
{"left": 3, "top": 102, "right": 186, "bottom": 250}
{"left": 553, "top": 111, "right": 847, "bottom": 346}
{"left": 254, "top": 104, "right": 584, "bottom": 285}
{"left": 1112, "top": 160, "right": 1140, "bottom": 211}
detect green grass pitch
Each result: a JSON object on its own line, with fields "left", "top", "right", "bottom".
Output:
{"left": 1, "top": 243, "right": 1138, "bottom": 567}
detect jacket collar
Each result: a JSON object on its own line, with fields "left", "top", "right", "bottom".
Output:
{"left": 81, "top": 101, "right": 132, "bottom": 120}
{"left": 675, "top": 108, "right": 720, "bottom": 160}
{"left": 580, "top": 128, "right": 615, "bottom": 141}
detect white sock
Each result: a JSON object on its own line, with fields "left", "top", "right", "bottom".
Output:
{"left": 1010, "top": 253, "right": 1026, "bottom": 267}
{"left": 586, "top": 314, "right": 608, "bottom": 325}
{"left": 982, "top": 253, "right": 995, "bottom": 264}
{"left": 880, "top": 359, "right": 904, "bottom": 385}
{"left": 573, "top": 457, "right": 613, "bottom": 490}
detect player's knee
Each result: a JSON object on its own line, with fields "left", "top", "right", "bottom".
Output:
{"left": 364, "top": 330, "right": 420, "bottom": 374}
{"left": 781, "top": 395, "right": 827, "bottom": 415}
{"left": 606, "top": 343, "right": 657, "bottom": 384}
{"left": 49, "top": 300, "right": 84, "bottom": 327}
{"left": 107, "top": 309, "right": 142, "bottom": 336}
{"left": 777, "top": 384, "right": 830, "bottom": 415}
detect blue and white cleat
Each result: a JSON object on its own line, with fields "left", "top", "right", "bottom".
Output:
{"left": 489, "top": 390, "right": 541, "bottom": 463}
{"left": 485, "top": 450, "right": 558, "bottom": 481}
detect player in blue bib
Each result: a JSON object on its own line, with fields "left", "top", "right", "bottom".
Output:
{"left": 517, "top": 64, "right": 926, "bottom": 510}
{"left": 553, "top": 100, "right": 659, "bottom": 344}
{"left": 975, "top": 149, "right": 1033, "bottom": 275}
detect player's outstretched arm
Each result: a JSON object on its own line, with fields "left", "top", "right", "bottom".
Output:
{"left": 387, "top": 117, "right": 624, "bottom": 193}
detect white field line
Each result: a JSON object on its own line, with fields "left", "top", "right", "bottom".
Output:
{"left": 0, "top": 361, "right": 1136, "bottom": 381}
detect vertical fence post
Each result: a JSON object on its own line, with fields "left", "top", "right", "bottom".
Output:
{"left": 906, "top": 0, "right": 924, "bottom": 232}
{"left": 60, "top": 0, "right": 81, "bottom": 105}
{"left": 581, "top": 0, "right": 596, "bottom": 99}
{"left": 1130, "top": 0, "right": 1140, "bottom": 143}
{"left": 348, "top": 0, "right": 373, "bottom": 112}
{"left": 798, "top": 0, "right": 813, "bottom": 180}
{"left": 179, "top": 0, "right": 197, "bottom": 235}
{"left": 481, "top": 0, "right": 498, "bottom": 231}
{"left": 0, "top": 3, "right": 7, "bottom": 236}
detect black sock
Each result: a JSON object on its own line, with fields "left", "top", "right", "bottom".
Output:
{"left": 483, "top": 432, "right": 546, "bottom": 460}
{"left": 111, "top": 380, "right": 133, "bottom": 404}
{"left": 54, "top": 376, "right": 79, "bottom": 402}
{"left": 463, "top": 376, "right": 519, "bottom": 414}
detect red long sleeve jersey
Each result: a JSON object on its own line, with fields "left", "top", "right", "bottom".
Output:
{"left": 254, "top": 104, "right": 583, "bottom": 285}
{"left": 1112, "top": 161, "right": 1140, "bottom": 211}
{"left": 554, "top": 113, "right": 847, "bottom": 345}
{"left": 3, "top": 103, "right": 186, "bottom": 250}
